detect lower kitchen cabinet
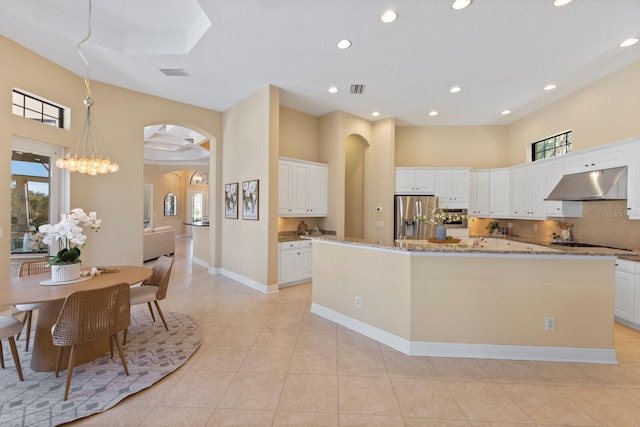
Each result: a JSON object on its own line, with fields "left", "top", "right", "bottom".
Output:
{"left": 279, "top": 240, "right": 313, "bottom": 287}
{"left": 614, "top": 259, "right": 640, "bottom": 328}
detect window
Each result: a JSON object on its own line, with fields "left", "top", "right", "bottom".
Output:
{"left": 532, "top": 131, "right": 572, "bottom": 161}
{"left": 12, "top": 89, "right": 64, "bottom": 128}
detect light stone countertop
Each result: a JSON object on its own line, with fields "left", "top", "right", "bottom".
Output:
{"left": 302, "top": 234, "right": 640, "bottom": 260}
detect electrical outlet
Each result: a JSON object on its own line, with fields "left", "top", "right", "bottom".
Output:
{"left": 545, "top": 316, "right": 555, "bottom": 331}
{"left": 355, "top": 296, "right": 362, "bottom": 308}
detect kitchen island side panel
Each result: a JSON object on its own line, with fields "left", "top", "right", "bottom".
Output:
{"left": 312, "top": 240, "right": 412, "bottom": 339}
{"left": 409, "top": 256, "right": 614, "bottom": 349}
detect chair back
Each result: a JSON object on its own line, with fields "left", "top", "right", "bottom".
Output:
{"left": 18, "top": 259, "right": 51, "bottom": 277}
{"left": 145, "top": 256, "right": 174, "bottom": 301}
{"left": 52, "top": 282, "right": 130, "bottom": 347}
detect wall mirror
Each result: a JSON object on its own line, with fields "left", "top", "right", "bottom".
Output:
{"left": 164, "top": 192, "right": 177, "bottom": 216}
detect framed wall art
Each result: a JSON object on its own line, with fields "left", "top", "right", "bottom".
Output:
{"left": 225, "top": 182, "right": 238, "bottom": 219}
{"left": 242, "top": 179, "right": 259, "bottom": 220}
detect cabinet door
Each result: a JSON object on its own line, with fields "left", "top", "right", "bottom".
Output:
{"left": 280, "top": 249, "right": 301, "bottom": 284}
{"left": 530, "top": 164, "right": 547, "bottom": 218}
{"left": 509, "top": 167, "right": 525, "bottom": 218}
{"left": 615, "top": 270, "right": 634, "bottom": 322}
{"left": 307, "top": 165, "right": 328, "bottom": 216}
{"left": 469, "top": 171, "right": 490, "bottom": 216}
{"left": 564, "top": 145, "right": 627, "bottom": 174}
{"left": 414, "top": 169, "right": 436, "bottom": 193}
{"left": 395, "top": 169, "right": 415, "bottom": 193}
{"left": 290, "top": 163, "right": 309, "bottom": 215}
{"left": 627, "top": 143, "right": 640, "bottom": 219}
{"left": 278, "top": 161, "right": 293, "bottom": 215}
{"left": 451, "top": 170, "right": 469, "bottom": 204}
{"left": 490, "top": 170, "right": 510, "bottom": 218}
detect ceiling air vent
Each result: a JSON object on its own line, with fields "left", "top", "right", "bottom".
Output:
{"left": 159, "top": 68, "right": 190, "bottom": 77}
{"left": 350, "top": 84, "right": 366, "bottom": 94}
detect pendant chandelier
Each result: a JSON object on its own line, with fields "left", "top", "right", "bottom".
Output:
{"left": 55, "top": 0, "right": 119, "bottom": 175}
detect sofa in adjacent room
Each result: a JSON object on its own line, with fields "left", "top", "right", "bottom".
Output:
{"left": 143, "top": 226, "right": 175, "bottom": 262}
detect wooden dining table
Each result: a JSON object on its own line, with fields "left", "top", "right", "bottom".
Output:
{"left": 0, "top": 265, "right": 152, "bottom": 372}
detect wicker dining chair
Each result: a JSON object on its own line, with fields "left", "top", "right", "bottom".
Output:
{"left": 52, "top": 282, "right": 131, "bottom": 401}
{"left": 0, "top": 315, "right": 24, "bottom": 381}
{"left": 123, "top": 256, "right": 174, "bottom": 345}
{"left": 16, "top": 258, "right": 51, "bottom": 351}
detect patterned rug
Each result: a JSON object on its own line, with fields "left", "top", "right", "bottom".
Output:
{"left": 0, "top": 308, "right": 202, "bottom": 427}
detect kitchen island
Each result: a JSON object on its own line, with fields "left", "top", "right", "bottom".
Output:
{"left": 309, "top": 236, "right": 636, "bottom": 364}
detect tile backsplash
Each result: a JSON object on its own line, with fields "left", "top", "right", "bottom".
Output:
{"left": 470, "top": 200, "right": 640, "bottom": 250}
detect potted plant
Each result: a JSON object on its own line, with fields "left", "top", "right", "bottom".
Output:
{"left": 36, "top": 208, "right": 101, "bottom": 282}
{"left": 486, "top": 221, "right": 500, "bottom": 235}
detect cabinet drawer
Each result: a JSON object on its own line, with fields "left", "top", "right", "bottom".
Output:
{"left": 300, "top": 240, "right": 313, "bottom": 248}
{"left": 280, "top": 241, "right": 301, "bottom": 250}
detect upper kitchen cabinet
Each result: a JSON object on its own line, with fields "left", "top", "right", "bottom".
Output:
{"left": 279, "top": 158, "right": 328, "bottom": 217}
{"left": 469, "top": 170, "right": 490, "bottom": 217}
{"left": 435, "top": 168, "right": 470, "bottom": 208}
{"left": 395, "top": 168, "right": 436, "bottom": 194}
{"left": 489, "top": 169, "right": 510, "bottom": 218}
{"left": 563, "top": 144, "right": 628, "bottom": 175}
{"left": 509, "top": 163, "right": 546, "bottom": 219}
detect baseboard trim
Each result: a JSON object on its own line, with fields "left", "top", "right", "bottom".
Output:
{"left": 310, "top": 303, "right": 617, "bottom": 364}
{"left": 220, "top": 269, "right": 279, "bottom": 294}
{"left": 191, "top": 256, "right": 209, "bottom": 268}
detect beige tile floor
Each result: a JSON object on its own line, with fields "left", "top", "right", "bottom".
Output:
{"left": 69, "top": 237, "right": 640, "bottom": 426}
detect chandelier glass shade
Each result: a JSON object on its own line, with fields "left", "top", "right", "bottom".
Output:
{"left": 55, "top": 0, "right": 118, "bottom": 175}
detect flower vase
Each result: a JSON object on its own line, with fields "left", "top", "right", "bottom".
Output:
{"left": 51, "top": 263, "right": 82, "bottom": 283}
{"left": 435, "top": 225, "right": 447, "bottom": 241}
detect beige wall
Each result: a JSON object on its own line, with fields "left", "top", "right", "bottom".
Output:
{"left": 371, "top": 119, "right": 396, "bottom": 242}
{"left": 221, "top": 86, "right": 279, "bottom": 286}
{"left": 0, "top": 36, "right": 221, "bottom": 277}
{"left": 344, "top": 135, "right": 367, "bottom": 238}
{"left": 279, "top": 106, "right": 319, "bottom": 161}
{"left": 395, "top": 126, "right": 509, "bottom": 169}
{"left": 507, "top": 60, "right": 640, "bottom": 166}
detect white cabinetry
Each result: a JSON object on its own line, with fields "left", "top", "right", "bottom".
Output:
{"left": 435, "top": 168, "right": 469, "bottom": 208}
{"left": 489, "top": 169, "right": 510, "bottom": 218}
{"left": 615, "top": 259, "right": 636, "bottom": 323}
{"left": 509, "top": 163, "right": 548, "bottom": 219}
{"left": 563, "top": 145, "right": 628, "bottom": 175}
{"left": 469, "top": 171, "right": 490, "bottom": 216}
{"left": 279, "top": 240, "right": 313, "bottom": 286}
{"left": 627, "top": 142, "right": 640, "bottom": 219}
{"left": 279, "top": 158, "right": 328, "bottom": 217}
{"left": 543, "top": 159, "right": 583, "bottom": 218}
{"left": 395, "top": 168, "right": 436, "bottom": 194}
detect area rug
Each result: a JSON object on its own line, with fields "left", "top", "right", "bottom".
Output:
{"left": 0, "top": 308, "right": 202, "bottom": 427}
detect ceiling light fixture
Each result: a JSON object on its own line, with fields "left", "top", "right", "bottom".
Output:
{"left": 380, "top": 10, "right": 398, "bottom": 23}
{"left": 544, "top": 84, "right": 557, "bottom": 91}
{"left": 372, "top": 111, "right": 380, "bottom": 117}
{"left": 619, "top": 37, "right": 639, "bottom": 47}
{"left": 429, "top": 111, "right": 439, "bottom": 117}
{"left": 553, "top": 0, "right": 573, "bottom": 6}
{"left": 56, "top": 0, "right": 118, "bottom": 175}
{"left": 450, "top": 86, "right": 462, "bottom": 93}
{"left": 451, "top": 0, "right": 472, "bottom": 10}
{"left": 328, "top": 86, "right": 338, "bottom": 94}
{"left": 501, "top": 110, "right": 511, "bottom": 115}
{"left": 337, "top": 39, "right": 352, "bottom": 49}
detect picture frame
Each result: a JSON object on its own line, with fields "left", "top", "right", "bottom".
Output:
{"left": 225, "top": 182, "right": 238, "bottom": 219}
{"left": 242, "top": 179, "right": 259, "bottom": 220}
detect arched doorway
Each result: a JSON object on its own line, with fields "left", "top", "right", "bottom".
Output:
{"left": 344, "top": 134, "right": 369, "bottom": 238}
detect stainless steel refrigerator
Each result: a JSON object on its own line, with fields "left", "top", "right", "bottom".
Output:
{"left": 394, "top": 195, "right": 438, "bottom": 240}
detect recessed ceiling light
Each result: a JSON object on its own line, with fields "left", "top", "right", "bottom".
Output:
{"left": 553, "top": 0, "right": 573, "bottom": 6}
{"left": 544, "top": 84, "right": 557, "bottom": 91}
{"left": 450, "top": 86, "right": 462, "bottom": 93}
{"left": 328, "top": 86, "right": 338, "bottom": 94}
{"left": 380, "top": 10, "right": 398, "bottom": 23}
{"left": 501, "top": 110, "right": 511, "bottom": 115}
{"left": 619, "top": 37, "right": 639, "bottom": 47}
{"left": 429, "top": 110, "right": 439, "bottom": 117}
{"left": 372, "top": 111, "right": 380, "bottom": 117}
{"left": 337, "top": 39, "right": 351, "bottom": 49}
{"left": 452, "top": 0, "right": 472, "bottom": 10}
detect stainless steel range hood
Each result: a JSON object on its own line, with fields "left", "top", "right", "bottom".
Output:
{"left": 545, "top": 166, "right": 628, "bottom": 201}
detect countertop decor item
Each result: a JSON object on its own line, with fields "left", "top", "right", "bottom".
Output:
{"left": 416, "top": 208, "right": 469, "bottom": 240}
{"left": 35, "top": 208, "right": 101, "bottom": 282}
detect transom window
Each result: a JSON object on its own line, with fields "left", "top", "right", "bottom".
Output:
{"left": 12, "top": 89, "right": 64, "bottom": 128}
{"left": 532, "top": 131, "right": 572, "bottom": 161}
